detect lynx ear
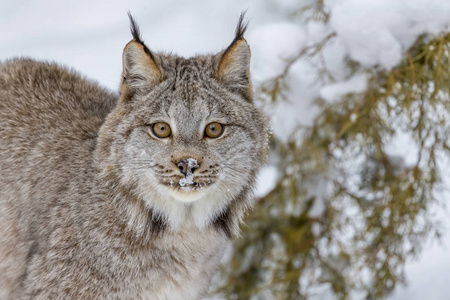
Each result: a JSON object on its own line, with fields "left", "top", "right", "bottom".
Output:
{"left": 121, "top": 13, "right": 161, "bottom": 98}
{"left": 217, "top": 13, "right": 252, "bottom": 100}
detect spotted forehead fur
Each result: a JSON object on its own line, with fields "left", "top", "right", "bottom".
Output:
{"left": 130, "top": 55, "right": 255, "bottom": 124}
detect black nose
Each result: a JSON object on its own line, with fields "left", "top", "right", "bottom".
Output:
{"left": 177, "top": 159, "right": 199, "bottom": 176}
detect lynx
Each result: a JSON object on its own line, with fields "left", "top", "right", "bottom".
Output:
{"left": 0, "top": 13, "right": 267, "bottom": 300}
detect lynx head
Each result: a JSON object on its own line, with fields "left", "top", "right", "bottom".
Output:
{"left": 96, "top": 13, "right": 267, "bottom": 237}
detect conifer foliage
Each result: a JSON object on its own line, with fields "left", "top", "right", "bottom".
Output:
{"left": 213, "top": 2, "right": 450, "bottom": 299}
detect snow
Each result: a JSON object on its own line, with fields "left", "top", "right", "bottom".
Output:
{"left": 178, "top": 158, "right": 199, "bottom": 191}
{"left": 250, "top": 1, "right": 450, "bottom": 298}
{"left": 249, "top": 22, "right": 306, "bottom": 82}
{"left": 254, "top": 165, "right": 278, "bottom": 198}
{"left": 2, "top": 0, "right": 450, "bottom": 299}
{"left": 327, "top": 0, "right": 450, "bottom": 69}
{"left": 384, "top": 130, "right": 420, "bottom": 168}
{"left": 179, "top": 174, "right": 194, "bottom": 188}
{"left": 319, "top": 73, "right": 369, "bottom": 103}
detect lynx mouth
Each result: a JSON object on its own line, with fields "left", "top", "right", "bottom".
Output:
{"left": 159, "top": 176, "right": 216, "bottom": 203}
{"left": 165, "top": 178, "right": 215, "bottom": 192}
{"left": 161, "top": 178, "right": 215, "bottom": 203}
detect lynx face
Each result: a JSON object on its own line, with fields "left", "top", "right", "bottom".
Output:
{"left": 96, "top": 15, "right": 267, "bottom": 231}
{"left": 122, "top": 75, "right": 261, "bottom": 205}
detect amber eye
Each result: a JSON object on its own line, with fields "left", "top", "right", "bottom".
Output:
{"left": 204, "top": 122, "right": 224, "bottom": 138}
{"left": 151, "top": 122, "right": 171, "bottom": 138}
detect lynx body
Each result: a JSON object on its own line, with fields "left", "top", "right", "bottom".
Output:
{"left": 0, "top": 15, "right": 267, "bottom": 299}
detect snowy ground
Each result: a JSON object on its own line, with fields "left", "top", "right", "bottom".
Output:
{"left": 1, "top": 0, "right": 450, "bottom": 299}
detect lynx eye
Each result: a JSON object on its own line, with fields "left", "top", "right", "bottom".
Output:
{"left": 151, "top": 122, "right": 171, "bottom": 138}
{"left": 204, "top": 122, "right": 224, "bottom": 138}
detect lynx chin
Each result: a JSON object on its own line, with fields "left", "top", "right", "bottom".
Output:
{"left": 0, "top": 13, "right": 267, "bottom": 300}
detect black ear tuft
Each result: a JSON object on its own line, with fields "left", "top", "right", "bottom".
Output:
{"left": 216, "top": 12, "right": 252, "bottom": 100}
{"left": 228, "top": 12, "right": 249, "bottom": 51}
{"left": 235, "top": 12, "right": 249, "bottom": 41}
{"left": 121, "top": 13, "right": 162, "bottom": 98}
{"left": 128, "top": 12, "right": 142, "bottom": 43}
{"left": 127, "top": 12, "right": 153, "bottom": 57}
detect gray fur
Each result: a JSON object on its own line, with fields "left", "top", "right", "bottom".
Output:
{"left": 0, "top": 15, "right": 267, "bottom": 300}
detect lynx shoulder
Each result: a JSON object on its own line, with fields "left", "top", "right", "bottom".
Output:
{"left": 0, "top": 13, "right": 267, "bottom": 299}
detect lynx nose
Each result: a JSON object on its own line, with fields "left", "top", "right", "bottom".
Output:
{"left": 177, "top": 159, "right": 199, "bottom": 176}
